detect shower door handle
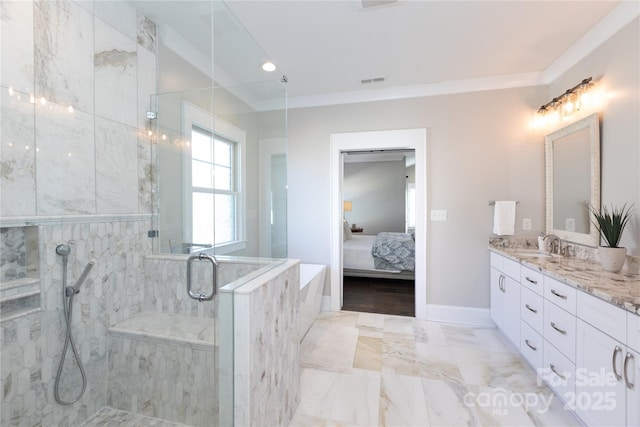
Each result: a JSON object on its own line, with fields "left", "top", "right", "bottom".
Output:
{"left": 187, "top": 252, "right": 218, "bottom": 302}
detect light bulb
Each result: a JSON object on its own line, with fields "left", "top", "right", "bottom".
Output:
{"left": 261, "top": 61, "right": 276, "bottom": 72}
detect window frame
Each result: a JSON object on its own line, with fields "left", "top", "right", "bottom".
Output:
{"left": 182, "top": 101, "right": 246, "bottom": 254}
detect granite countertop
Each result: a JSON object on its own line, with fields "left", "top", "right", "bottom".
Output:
{"left": 489, "top": 246, "right": 640, "bottom": 316}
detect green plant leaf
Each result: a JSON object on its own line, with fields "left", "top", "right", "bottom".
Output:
{"left": 590, "top": 203, "right": 634, "bottom": 247}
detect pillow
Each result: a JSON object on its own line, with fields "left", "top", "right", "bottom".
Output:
{"left": 343, "top": 218, "right": 352, "bottom": 240}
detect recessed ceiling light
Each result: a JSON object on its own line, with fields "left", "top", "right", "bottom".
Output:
{"left": 261, "top": 61, "right": 276, "bottom": 72}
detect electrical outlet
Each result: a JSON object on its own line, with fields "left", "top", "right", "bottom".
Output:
{"left": 430, "top": 210, "right": 447, "bottom": 221}
{"left": 522, "top": 218, "right": 532, "bottom": 230}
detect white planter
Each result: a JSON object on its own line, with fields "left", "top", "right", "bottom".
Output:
{"left": 598, "top": 246, "right": 627, "bottom": 273}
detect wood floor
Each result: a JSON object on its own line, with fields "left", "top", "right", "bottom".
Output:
{"left": 342, "top": 276, "right": 415, "bottom": 317}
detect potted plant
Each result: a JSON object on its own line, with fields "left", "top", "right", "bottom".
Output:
{"left": 590, "top": 203, "right": 634, "bottom": 273}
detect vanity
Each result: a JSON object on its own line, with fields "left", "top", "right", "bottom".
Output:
{"left": 489, "top": 111, "right": 640, "bottom": 426}
{"left": 489, "top": 247, "right": 640, "bottom": 426}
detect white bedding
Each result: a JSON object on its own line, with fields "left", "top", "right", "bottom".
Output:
{"left": 343, "top": 234, "right": 400, "bottom": 272}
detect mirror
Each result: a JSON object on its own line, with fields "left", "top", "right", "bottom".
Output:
{"left": 545, "top": 113, "right": 600, "bottom": 246}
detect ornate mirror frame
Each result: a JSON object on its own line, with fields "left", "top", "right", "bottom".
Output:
{"left": 545, "top": 113, "right": 601, "bottom": 246}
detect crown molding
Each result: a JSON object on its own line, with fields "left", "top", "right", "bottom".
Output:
{"left": 288, "top": 2, "right": 638, "bottom": 109}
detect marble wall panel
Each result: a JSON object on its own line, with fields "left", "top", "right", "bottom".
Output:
{"left": 94, "top": 17, "right": 137, "bottom": 127}
{"left": 137, "top": 44, "right": 157, "bottom": 214}
{"left": 1, "top": 0, "right": 34, "bottom": 93}
{"left": 107, "top": 333, "right": 217, "bottom": 427}
{"left": 1, "top": 95, "right": 36, "bottom": 217}
{"left": 0, "top": 227, "right": 27, "bottom": 281}
{"left": 34, "top": 0, "right": 94, "bottom": 114}
{"left": 93, "top": 1, "right": 137, "bottom": 42}
{"left": 1, "top": 218, "right": 152, "bottom": 427}
{"left": 95, "top": 117, "right": 139, "bottom": 214}
{"left": 35, "top": 105, "right": 96, "bottom": 215}
{"left": 137, "top": 13, "right": 157, "bottom": 54}
{"left": 233, "top": 260, "right": 300, "bottom": 427}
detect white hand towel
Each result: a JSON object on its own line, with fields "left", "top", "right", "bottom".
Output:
{"left": 493, "top": 201, "right": 516, "bottom": 236}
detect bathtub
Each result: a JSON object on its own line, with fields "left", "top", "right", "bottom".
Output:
{"left": 299, "top": 263, "right": 327, "bottom": 341}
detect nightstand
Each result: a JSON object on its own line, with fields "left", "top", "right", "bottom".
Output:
{"left": 351, "top": 227, "right": 363, "bottom": 233}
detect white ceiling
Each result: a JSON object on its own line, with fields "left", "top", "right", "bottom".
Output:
{"left": 224, "top": 0, "right": 637, "bottom": 108}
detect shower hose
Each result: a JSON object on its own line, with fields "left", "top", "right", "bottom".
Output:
{"left": 54, "top": 245, "right": 91, "bottom": 405}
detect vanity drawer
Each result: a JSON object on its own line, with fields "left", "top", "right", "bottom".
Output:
{"left": 577, "top": 291, "right": 627, "bottom": 344}
{"left": 521, "top": 321, "right": 543, "bottom": 370}
{"left": 521, "top": 286, "right": 544, "bottom": 333}
{"left": 629, "top": 312, "right": 640, "bottom": 353}
{"left": 544, "top": 277, "right": 577, "bottom": 315}
{"left": 521, "top": 266, "right": 543, "bottom": 295}
{"left": 543, "top": 341, "right": 575, "bottom": 401}
{"left": 544, "top": 302, "right": 576, "bottom": 361}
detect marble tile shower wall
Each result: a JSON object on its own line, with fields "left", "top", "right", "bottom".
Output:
{"left": 1, "top": 0, "right": 159, "bottom": 425}
{"left": 1, "top": 0, "right": 157, "bottom": 217}
{"left": 1, "top": 219, "right": 153, "bottom": 426}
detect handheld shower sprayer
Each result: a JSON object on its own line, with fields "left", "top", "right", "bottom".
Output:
{"left": 54, "top": 242, "right": 94, "bottom": 405}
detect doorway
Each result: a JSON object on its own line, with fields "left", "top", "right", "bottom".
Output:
{"left": 329, "top": 129, "right": 427, "bottom": 319}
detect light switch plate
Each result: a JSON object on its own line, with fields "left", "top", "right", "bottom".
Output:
{"left": 430, "top": 210, "right": 447, "bottom": 221}
{"left": 522, "top": 218, "right": 532, "bottom": 230}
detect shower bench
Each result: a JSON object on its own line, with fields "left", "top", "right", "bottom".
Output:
{"left": 107, "top": 312, "right": 217, "bottom": 427}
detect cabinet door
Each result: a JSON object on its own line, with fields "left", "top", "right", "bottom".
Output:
{"left": 490, "top": 267, "right": 504, "bottom": 329}
{"left": 575, "top": 320, "right": 626, "bottom": 426}
{"left": 503, "top": 275, "right": 521, "bottom": 346}
{"left": 626, "top": 348, "right": 639, "bottom": 426}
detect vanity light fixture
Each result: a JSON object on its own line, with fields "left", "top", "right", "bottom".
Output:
{"left": 535, "top": 77, "right": 594, "bottom": 126}
{"left": 261, "top": 61, "right": 276, "bottom": 72}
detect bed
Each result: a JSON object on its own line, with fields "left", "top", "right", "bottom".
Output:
{"left": 343, "top": 232, "right": 415, "bottom": 280}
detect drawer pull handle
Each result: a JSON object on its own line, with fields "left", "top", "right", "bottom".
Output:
{"left": 624, "top": 352, "right": 635, "bottom": 390}
{"left": 525, "top": 339, "right": 537, "bottom": 351}
{"left": 525, "top": 304, "right": 538, "bottom": 314}
{"left": 525, "top": 277, "right": 538, "bottom": 285}
{"left": 612, "top": 346, "right": 622, "bottom": 381}
{"left": 550, "top": 289, "right": 567, "bottom": 300}
{"left": 550, "top": 322, "right": 567, "bottom": 335}
{"left": 550, "top": 364, "right": 566, "bottom": 380}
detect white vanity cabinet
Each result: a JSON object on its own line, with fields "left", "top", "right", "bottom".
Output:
{"left": 490, "top": 249, "right": 640, "bottom": 427}
{"left": 490, "top": 252, "right": 521, "bottom": 347}
{"left": 626, "top": 312, "right": 640, "bottom": 426}
{"left": 574, "top": 289, "right": 637, "bottom": 426}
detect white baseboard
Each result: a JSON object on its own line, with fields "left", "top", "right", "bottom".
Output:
{"left": 425, "top": 304, "right": 494, "bottom": 327}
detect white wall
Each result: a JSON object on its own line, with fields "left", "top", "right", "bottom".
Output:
{"left": 548, "top": 17, "right": 640, "bottom": 254}
{"left": 344, "top": 160, "right": 406, "bottom": 234}
{"left": 287, "top": 17, "right": 639, "bottom": 309}
{"left": 289, "top": 87, "right": 547, "bottom": 307}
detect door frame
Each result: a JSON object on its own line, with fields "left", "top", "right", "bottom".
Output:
{"left": 329, "top": 128, "right": 428, "bottom": 319}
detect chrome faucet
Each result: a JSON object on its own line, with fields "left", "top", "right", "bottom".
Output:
{"left": 542, "top": 234, "right": 562, "bottom": 255}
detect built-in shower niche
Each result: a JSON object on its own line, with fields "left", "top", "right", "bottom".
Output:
{"left": 0, "top": 226, "right": 40, "bottom": 321}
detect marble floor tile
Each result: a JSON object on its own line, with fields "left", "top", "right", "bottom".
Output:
{"left": 298, "top": 368, "right": 380, "bottom": 426}
{"left": 353, "top": 336, "right": 382, "bottom": 371}
{"left": 293, "top": 311, "right": 582, "bottom": 427}
{"left": 379, "top": 368, "right": 430, "bottom": 427}
{"left": 301, "top": 323, "right": 359, "bottom": 372}
{"left": 80, "top": 407, "right": 189, "bottom": 426}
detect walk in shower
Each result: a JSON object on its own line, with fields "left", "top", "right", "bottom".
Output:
{"left": 137, "top": 1, "right": 291, "bottom": 425}
{"left": 0, "top": 0, "right": 293, "bottom": 426}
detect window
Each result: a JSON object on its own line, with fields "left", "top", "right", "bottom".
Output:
{"left": 183, "top": 102, "right": 246, "bottom": 254}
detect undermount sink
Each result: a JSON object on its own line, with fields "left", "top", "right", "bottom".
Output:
{"left": 513, "top": 249, "right": 553, "bottom": 258}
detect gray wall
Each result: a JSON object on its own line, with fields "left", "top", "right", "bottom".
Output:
{"left": 287, "top": 17, "right": 639, "bottom": 309}
{"left": 344, "top": 160, "right": 406, "bottom": 234}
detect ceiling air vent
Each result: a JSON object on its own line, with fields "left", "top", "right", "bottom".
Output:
{"left": 361, "top": 76, "right": 386, "bottom": 84}
{"left": 361, "top": 0, "right": 398, "bottom": 9}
